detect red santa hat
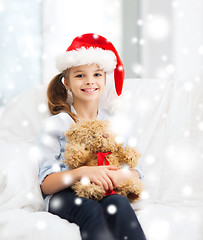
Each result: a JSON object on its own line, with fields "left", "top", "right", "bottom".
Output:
{"left": 55, "top": 33, "right": 125, "bottom": 96}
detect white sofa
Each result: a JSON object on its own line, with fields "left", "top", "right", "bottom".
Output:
{"left": 0, "top": 78, "right": 202, "bottom": 240}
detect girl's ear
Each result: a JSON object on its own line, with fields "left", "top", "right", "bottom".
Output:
{"left": 64, "top": 78, "right": 70, "bottom": 90}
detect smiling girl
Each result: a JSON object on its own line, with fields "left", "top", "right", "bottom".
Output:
{"left": 37, "top": 33, "right": 146, "bottom": 240}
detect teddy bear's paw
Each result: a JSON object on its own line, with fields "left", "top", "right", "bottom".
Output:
{"left": 116, "top": 179, "right": 144, "bottom": 202}
{"left": 116, "top": 189, "right": 140, "bottom": 203}
{"left": 118, "top": 146, "right": 141, "bottom": 169}
{"left": 72, "top": 182, "right": 105, "bottom": 201}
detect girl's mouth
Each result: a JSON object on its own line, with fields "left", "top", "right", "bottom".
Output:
{"left": 81, "top": 88, "right": 98, "bottom": 92}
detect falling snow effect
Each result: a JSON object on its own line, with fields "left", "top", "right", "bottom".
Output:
{"left": 80, "top": 177, "right": 90, "bottom": 186}
{"left": 62, "top": 173, "right": 73, "bottom": 186}
{"left": 49, "top": 197, "right": 62, "bottom": 210}
{"left": 37, "top": 220, "right": 46, "bottom": 230}
{"left": 145, "top": 15, "right": 170, "bottom": 40}
{"left": 75, "top": 197, "right": 83, "bottom": 205}
{"left": 107, "top": 204, "right": 117, "bottom": 215}
{"left": 0, "top": 1, "right": 202, "bottom": 240}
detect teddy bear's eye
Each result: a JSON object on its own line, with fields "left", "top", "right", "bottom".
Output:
{"left": 92, "top": 135, "right": 96, "bottom": 138}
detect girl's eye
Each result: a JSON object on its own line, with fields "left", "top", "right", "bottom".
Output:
{"left": 94, "top": 73, "right": 102, "bottom": 77}
{"left": 76, "top": 74, "right": 84, "bottom": 78}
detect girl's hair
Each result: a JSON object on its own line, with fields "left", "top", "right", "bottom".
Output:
{"left": 47, "top": 70, "right": 79, "bottom": 123}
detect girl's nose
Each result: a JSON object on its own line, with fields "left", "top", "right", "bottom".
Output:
{"left": 85, "top": 76, "right": 94, "bottom": 85}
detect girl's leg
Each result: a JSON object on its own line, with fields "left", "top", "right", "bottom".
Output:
{"left": 48, "top": 188, "right": 115, "bottom": 240}
{"left": 100, "top": 194, "right": 146, "bottom": 240}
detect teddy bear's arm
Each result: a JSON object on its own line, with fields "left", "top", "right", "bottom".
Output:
{"left": 117, "top": 145, "right": 141, "bottom": 169}
{"left": 116, "top": 178, "right": 144, "bottom": 203}
{"left": 64, "top": 143, "right": 90, "bottom": 169}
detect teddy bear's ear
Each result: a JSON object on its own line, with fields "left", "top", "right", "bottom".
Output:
{"left": 65, "top": 122, "right": 80, "bottom": 140}
{"left": 65, "top": 121, "right": 91, "bottom": 140}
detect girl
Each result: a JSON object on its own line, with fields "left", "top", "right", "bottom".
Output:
{"left": 37, "top": 33, "right": 146, "bottom": 240}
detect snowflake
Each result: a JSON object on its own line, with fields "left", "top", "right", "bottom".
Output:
{"left": 146, "top": 15, "right": 170, "bottom": 40}
{"left": 139, "top": 39, "right": 146, "bottom": 46}
{"left": 198, "top": 121, "right": 203, "bottom": 131}
{"left": 172, "top": 1, "right": 179, "bottom": 8}
{"left": 121, "top": 164, "right": 130, "bottom": 173}
{"left": 16, "top": 65, "right": 22, "bottom": 72}
{"left": 8, "top": 25, "right": 14, "bottom": 32}
{"left": 184, "top": 130, "right": 190, "bottom": 137}
{"left": 145, "top": 155, "right": 156, "bottom": 165}
{"left": 49, "top": 197, "right": 62, "bottom": 210}
{"left": 156, "top": 68, "right": 169, "bottom": 80}
{"left": 62, "top": 173, "right": 73, "bottom": 186}
{"left": 127, "top": 137, "right": 137, "bottom": 147}
{"left": 182, "top": 185, "right": 192, "bottom": 197}
{"left": 22, "top": 120, "right": 29, "bottom": 127}
{"left": 41, "top": 134, "right": 54, "bottom": 146}
{"left": 132, "top": 63, "right": 143, "bottom": 75}
{"left": 75, "top": 197, "right": 82, "bottom": 205}
{"left": 107, "top": 204, "right": 117, "bottom": 215}
{"left": 131, "top": 37, "right": 138, "bottom": 44}
{"left": 80, "top": 177, "right": 90, "bottom": 186}
{"left": 115, "top": 135, "right": 124, "bottom": 144}
{"left": 118, "top": 65, "right": 123, "bottom": 71}
{"left": 111, "top": 115, "right": 132, "bottom": 136}
{"left": 29, "top": 146, "right": 41, "bottom": 161}
{"left": 161, "top": 55, "right": 168, "bottom": 62}
{"left": 130, "top": 220, "right": 138, "bottom": 228}
{"left": 0, "top": 3, "right": 5, "bottom": 12}
{"left": 38, "top": 103, "right": 48, "bottom": 113}
{"left": 184, "top": 82, "right": 193, "bottom": 91}
{"left": 137, "top": 19, "right": 143, "bottom": 26}
{"left": 182, "top": 47, "right": 189, "bottom": 55}
{"left": 148, "top": 219, "right": 170, "bottom": 240}
{"left": 26, "top": 192, "right": 34, "bottom": 200}
{"left": 37, "top": 220, "right": 46, "bottom": 230}
{"left": 141, "top": 190, "right": 150, "bottom": 200}
{"left": 92, "top": 34, "right": 99, "bottom": 39}
{"left": 7, "top": 83, "right": 15, "bottom": 90}
{"left": 122, "top": 90, "right": 132, "bottom": 100}
{"left": 165, "top": 64, "right": 175, "bottom": 74}
{"left": 198, "top": 45, "right": 203, "bottom": 55}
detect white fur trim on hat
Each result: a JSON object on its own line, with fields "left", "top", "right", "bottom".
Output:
{"left": 55, "top": 47, "right": 117, "bottom": 73}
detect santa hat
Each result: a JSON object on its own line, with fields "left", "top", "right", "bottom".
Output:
{"left": 55, "top": 33, "right": 125, "bottom": 96}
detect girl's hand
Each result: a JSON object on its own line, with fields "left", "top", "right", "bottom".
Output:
{"left": 108, "top": 169, "right": 140, "bottom": 188}
{"left": 78, "top": 165, "right": 118, "bottom": 191}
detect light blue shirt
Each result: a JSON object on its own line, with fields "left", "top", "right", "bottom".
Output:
{"left": 37, "top": 106, "right": 144, "bottom": 198}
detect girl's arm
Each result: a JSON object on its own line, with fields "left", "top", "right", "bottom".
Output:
{"left": 41, "top": 165, "right": 118, "bottom": 195}
{"left": 107, "top": 168, "right": 140, "bottom": 189}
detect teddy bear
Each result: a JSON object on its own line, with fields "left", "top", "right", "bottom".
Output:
{"left": 64, "top": 120, "right": 143, "bottom": 202}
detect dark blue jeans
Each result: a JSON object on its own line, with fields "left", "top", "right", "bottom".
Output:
{"left": 48, "top": 188, "right": 146, "bottom": 240}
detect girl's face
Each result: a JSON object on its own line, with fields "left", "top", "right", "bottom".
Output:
{"left": 64, "top": 64, "right": 106, "bottom": 103}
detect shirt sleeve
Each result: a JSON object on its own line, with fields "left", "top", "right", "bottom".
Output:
{"left": 121, "top": 132, "right": 145, "bottom": 179}
{"left": 36, "top": 117, "right": 69, "bottom": 185}
{"left": 134, "top": 161, "right": 144, "bottom": 179}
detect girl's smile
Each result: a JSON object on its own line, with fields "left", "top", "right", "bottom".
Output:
{"left": 65, "top": 64, "right": 106, "bottom": 102}
{"left": 81, "top": 87, "right": 98, "bottom": 93}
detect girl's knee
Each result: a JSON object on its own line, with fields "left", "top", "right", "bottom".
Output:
{"left": 104, "top": 194, "right": 130, "bottom": 207}
{"left": 82, "top": 199, "right": 103, "bottom": 217}
{"left": 101, "top": 194, "right": 134, "bottom": 215}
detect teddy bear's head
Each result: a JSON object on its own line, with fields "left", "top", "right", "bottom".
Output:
{"left": 65, "top": 120, "right": 120, "bottom": 153}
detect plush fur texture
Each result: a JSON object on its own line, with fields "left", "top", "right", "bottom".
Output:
{"left": 64, "top": 120, "right": 143, "bottom": 202}
{"left": 55, "top": 47, "right": 117, "bottom": 73}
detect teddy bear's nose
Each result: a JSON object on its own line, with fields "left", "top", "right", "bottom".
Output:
{"left": 102, "top": 134, "right": 109, "bottom": 139}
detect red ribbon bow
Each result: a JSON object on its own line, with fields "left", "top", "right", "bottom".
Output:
{"left": 96, "top": 152, "right": 117, "bottom": 196}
